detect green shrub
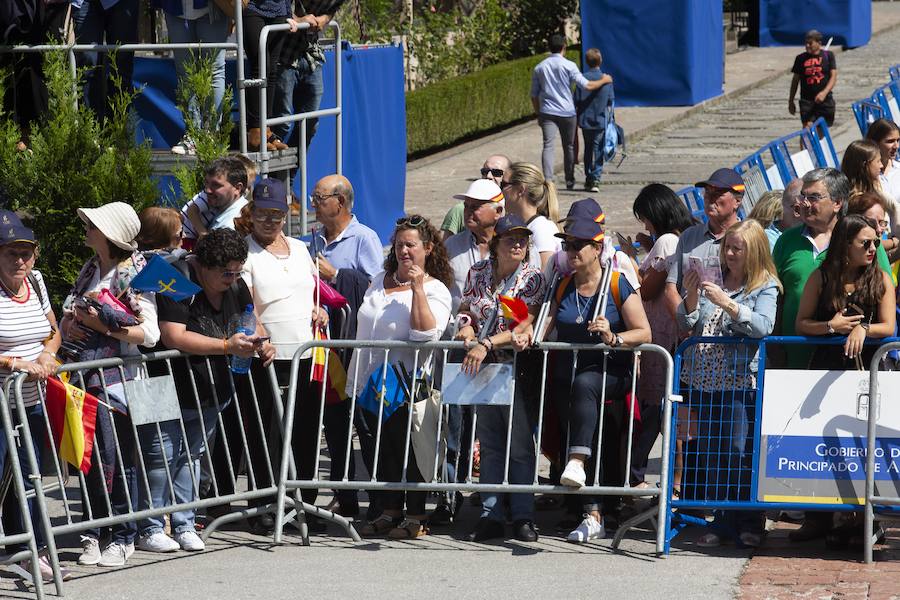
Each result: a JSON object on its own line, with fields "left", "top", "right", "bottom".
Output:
{"left": 406, "top": 49, "right": 579, "bottom": 156}
{"left": 0, "top": 50, "right": 156, "bottom": 304}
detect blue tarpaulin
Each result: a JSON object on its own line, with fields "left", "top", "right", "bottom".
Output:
{"left": 131, "top": 43, "right": 406, "bottom": 244}
{"left": 758, "top": 0, "right": 871, "bottom": 48}
{"left": 580, "top": 0, "right": 723, "bottom": 106}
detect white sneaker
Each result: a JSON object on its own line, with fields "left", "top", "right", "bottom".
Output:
{"left": 77, "top": 535, "right": 101, "bottom": 565}
{"left": 566, "top": 514, "right": 605, "bottom": 543}
{"left": 97, "top": 541, "right": 134, "bottom": 567}
{"left": 560, "top": 459, "right": 586, "bottom": 488}
{"left": 136, "top": 531, "right": 180, "bottom": 553}
{"left": 174, "top": 530, "right": 205, "bottom": 552}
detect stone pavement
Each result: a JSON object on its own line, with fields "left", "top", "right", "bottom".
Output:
{"left": 405, "top": 3, "right": 900, "bottom": 239}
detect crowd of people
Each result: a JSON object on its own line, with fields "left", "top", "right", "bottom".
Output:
{"left": 2, "top": 40, "right": 900, "bottom": 577}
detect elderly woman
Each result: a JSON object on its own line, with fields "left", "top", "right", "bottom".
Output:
{"left": 149, "top": 227, "right": 274, "bottom": 550}
{"left": 240, "top": 179, "right": 357, "bottom": 531}
{"left": 456, "top": 215, "right": 546, "bottom": 543}
{"left": 350, "top": 216, "right": 453, "bottom": 540}
{"left": 542, "top": 200, "right": 651, "bottom": 543}
{"left": 0, "top": 210, "right": 66, "bottom": 581}
{"left": 677, "top": 220, "right": 781, "bottom": 548}
{"left": 60, "top": 202, "right": 159, "bottom": 568}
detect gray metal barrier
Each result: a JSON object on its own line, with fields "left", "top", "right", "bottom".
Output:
{"left": 273, "top": 338, "right": 675, "bottom": 555}
{"left": 2, "top": 349, "right": 351, "bottom": 595}
{"left": 865, "top": 341, "right": 900, "bottom": 563}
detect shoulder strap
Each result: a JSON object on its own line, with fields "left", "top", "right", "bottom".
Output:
{"left": 27, "top": 272, "right": 44, "bottom": 306}
{"left": 610, "top": 271, "right": 623, "bottom": 313}
{"left": 555, "top": 275, "right": 573, "bottom": 306}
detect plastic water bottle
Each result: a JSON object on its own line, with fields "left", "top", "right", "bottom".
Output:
{"left": 229, "top": 304, "right": 256, "bottom": 374}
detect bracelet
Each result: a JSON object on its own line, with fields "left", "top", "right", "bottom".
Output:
{"left": 223, "top": 338, "right": 229, "bottom": 356}
{"left": 477, "top": 339, "right": 490, "bottom": 352}
{"left": 10, "top": 357, "right": 17, "bottom": 371}
{"left": 484, "top": 337, "right": 495, "bottom": 350}
{"left": 40, "top": 349, "right": 58, "bottom": 360}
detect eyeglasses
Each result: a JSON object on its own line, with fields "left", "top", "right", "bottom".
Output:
{"left": 252, "top": 211, "right": 286, "bottom": 223}
{"left": 309, "top": 192, "right": 339, "bottom": 206}
{"left": 481, "top": 168, "right": 504, "bottom": 179}
{"left": 875, "top": 219, "right": 890, "bottom": 229}
{"left": 220, "top": 269, "right": 242, "bottom": 279}
{"left": 396, "top": 215, "right": 426, "bottom": 227}
{"left": 562, "top": 239, "right": 594, "bottom": 252}
{"left": 799, "top": 192, "right": 829, "bottom": 203}
{"left": 861, "top": 238, "right": 881, "bottom": 250}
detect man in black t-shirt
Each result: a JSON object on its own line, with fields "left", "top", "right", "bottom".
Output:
{"left": 788, "top": 29, "right": 838, "bottom": 128}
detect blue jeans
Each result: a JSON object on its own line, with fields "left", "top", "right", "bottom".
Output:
{"left": 0, "top": 404, "right": 45, "bottom": 552}
{"left": 72, "top": 0, "right": 140, "bottom": 121}
{"left": 272, "top": 60, "right": 324, "bottom": 148}
{"left": 164, "top": 9, "right": 229, "bottom": 131}
{"left": 476, "top": 379, "right": 535, "bottom": 523}
{"left": 581, "top": 127, "right": 605, "bottom": 183}
{"left": 137, "top": 406, "right": 220, "bottom": 536}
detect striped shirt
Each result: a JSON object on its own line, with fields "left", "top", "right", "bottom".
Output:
{"left": 0, "top": 271, "right": 52, "bottom": 407}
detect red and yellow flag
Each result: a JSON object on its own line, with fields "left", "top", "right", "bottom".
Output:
{"left": 45, "top": 378, "right": 98, "bottom": 474}
{"left": 311, "top": 325, "right": 349, "bottom": 405}
{"left": 498, "top": 295, "right": 529, "bottom": 326}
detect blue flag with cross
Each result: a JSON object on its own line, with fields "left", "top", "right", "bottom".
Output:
{"left": 130, "top": 255, "right": 202, "bottom": 301}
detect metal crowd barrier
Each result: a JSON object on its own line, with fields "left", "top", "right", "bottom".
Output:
{"left": 890, "top": 65, "right": 900, "bottom": 82}
{"left": 1, "top": 349, "right": 351, "bottom": 596}
{"left": 273, "top": 338, "right": 676, "bottom": 555}
{"left": 667, "top": 335, "right": 900, "bottom": 558}
{"left": 865, "top": 340, "right": 900, "bottom": 564}
{"left": 853, "top": 100, "right": 885, "bottom": 136}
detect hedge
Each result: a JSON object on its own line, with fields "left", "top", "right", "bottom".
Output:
{"left": 406, "top": 49, "right": 580, "bottom": 157}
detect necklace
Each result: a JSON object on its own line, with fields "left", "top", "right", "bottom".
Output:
{"left": 264, "top": 236, "right": 291, "bottom": 272}
{"left": 0, "top": 278, "right": 25, "bottom": 300}
{"left": 573, "top": 290, "right": 590, "bottom": 324}
{"left": 391, "top": 272, "right": 411, "bottom": 287}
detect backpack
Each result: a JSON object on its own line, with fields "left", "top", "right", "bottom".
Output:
{"left": 602, "top": 99, "right": 626, "bottom": 166}
{"left": 554, "top": 270, "right": 624, "bottom": 314}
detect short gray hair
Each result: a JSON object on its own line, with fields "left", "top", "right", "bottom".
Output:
{"left": 802, "top": 168, "right": 851, "bottom": 210}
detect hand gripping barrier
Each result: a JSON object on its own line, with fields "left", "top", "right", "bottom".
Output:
{"left": 1, "top": 349, "right": 353, "bottom": 596}
{"left": 864, "top": 341, "right": 900, "bottom": 564}
{"left": 273, "top": 338, "right": 677, "bottom": 555}
{"left": 667, "top": 335, "right": 900, "bottom": 557}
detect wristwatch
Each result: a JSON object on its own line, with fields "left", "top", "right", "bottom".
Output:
{"left": 611, "top": 334, "right": 624, "bottom": 347}
{"left": 826, "top": 321, "right": 835, "bottom": 334}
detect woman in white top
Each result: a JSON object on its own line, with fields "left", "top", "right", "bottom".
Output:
{"left": 0, "top": 211, "right": 64, "bottom": 579}
{"left": 500, "top": 162, "right": 562, "bottom": 269}
{"left": 623, "top": 184, "right": 695, "bottom": 488}
{"left": 866, "top": 118, "right": 900, "bottom": 235}
{"left": 241, "top": 179, "right": 359, "bottom": 528}
{"left": 60, "top": 202, "right": 159, "bottom": 568}
{"left": 350, "top": 216, "right": 452, "bottom": 540}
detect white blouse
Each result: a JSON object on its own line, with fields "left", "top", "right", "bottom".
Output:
{"left": 346, "top": 272, "right": 452, "bottom": 396}
{"left": 242, "top": 235, "right": 316, "bottom": 360}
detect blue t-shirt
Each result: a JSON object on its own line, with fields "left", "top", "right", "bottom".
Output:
{"left": 554, "top": 274, "right": 635, "bottom": 376}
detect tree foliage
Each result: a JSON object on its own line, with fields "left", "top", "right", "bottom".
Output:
{"left": 0, "top": 50, "right": 156, "bottom": 304}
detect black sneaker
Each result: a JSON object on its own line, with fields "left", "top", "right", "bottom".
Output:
{"left": 468, "top": 517, "right": 505, "bottom": 542}
{"left": 513, "top": 519, "right": 538, "bottom": 542}
{"left": 566, "top": 181, "right": 575, "bottom": 191}
{"left": 428, "top": 504, "right": 453, "bottom": 527}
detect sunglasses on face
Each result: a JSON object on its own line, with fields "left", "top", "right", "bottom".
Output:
{"left": 396, "top": 215, "right": 426, "bottom": 227}
{"left": 220, "top": 269, "right": 242, "bottom": 279}
{"left": 501, "top": 235, "right": 528, "bottom": 247}
{"left": 861, "top": 238, "right": 881, "bottom": 250}
{"left": 252, "top": 211, "right": 286, "bottom": 223}
{"left": 480, "top": 168, "right": 504, "bottom": 178}
{"left": 562, "top": 239, "right": 594, "bottom": 252}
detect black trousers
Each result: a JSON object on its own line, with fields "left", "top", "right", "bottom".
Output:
{"left": 242, "top": 13, "right": 287, "bottom": 129}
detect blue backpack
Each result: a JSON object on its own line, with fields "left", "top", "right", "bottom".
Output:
{"left": 603, "top": 99, "right": 626, "bottom": 166}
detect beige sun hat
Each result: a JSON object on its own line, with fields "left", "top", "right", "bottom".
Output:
{"left": 77, "top": 202, "right": 141, "bottom": 252}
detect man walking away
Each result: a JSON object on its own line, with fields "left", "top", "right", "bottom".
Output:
{"left": 788, "top": 29, "right": 837, "bottom": 128}
{"left": 531, "top": 34, "right": 611, "bottom": 190}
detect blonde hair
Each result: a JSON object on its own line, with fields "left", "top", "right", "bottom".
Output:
{"left": 230, "top": 152, "right": 258, "bottom": 198}
{"left": 747, "top": 191, "right": 783, "bottom": 228}
{"left": 720, "top": 220, "right": 782, "bottom": 294}
{"left": 137, "top": 206, "right": 182, "bottom": 251}
{"left": 507, "top": 162, "right": 560, "bottom": 222}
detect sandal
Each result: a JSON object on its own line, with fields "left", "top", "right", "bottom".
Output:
{"left": 359, "top": 514, "right": 400, "bottom": 537}
{"left": 387, "top": 518, "right": 428, "bottom": 540}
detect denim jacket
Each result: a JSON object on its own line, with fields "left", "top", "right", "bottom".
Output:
{"left": 676, "top": 277, "right": 779, "bottom": 377}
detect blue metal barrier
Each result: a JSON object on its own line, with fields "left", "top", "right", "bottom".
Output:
{"left": 664, "top": 335, "right": 900, "bottom": 554}
{"left": 872, "top": 82, "right": 900, "bottom": 124}
{"left": 676, "top": 186, "right": 707, "bottom": 223}
{"left": 853, "top": 100, "right": 886, "bottom": 137}
{"left": 806, "top": 118, "right": 839, "bottom": 170}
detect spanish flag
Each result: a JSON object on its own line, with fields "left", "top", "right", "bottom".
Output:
{"left": 45, "top": 378, "right": 98, "bottom": 474}
{"left": 310, "top": 325, "right": 348, "bottom": 405}
{"left": 498, "top": 295, "right": 529, "bottom": 326}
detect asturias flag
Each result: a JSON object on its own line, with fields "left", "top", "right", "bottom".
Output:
{"left": 45, "top": 377, "right": 99, "bottom": 474}
{"left": 498, "top": 295, "right": 528, "bottom": 326}
{"left": 129, "top": 255, "right": 201, "bottom": 301}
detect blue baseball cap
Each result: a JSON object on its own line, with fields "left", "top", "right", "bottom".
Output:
{"left": 0, "top": 210, "right": 36, "bottom": 245}
{"left": 494, "top": 214, "right": 532, "bottom": 237}
{"left": 695, "top": 168, "right": 745, "bottom": 193}
{"left": 555, "top": 199, "right": 605, "bottom": 242}
{"left": 252, "top": 178, "right": 288, "bottom": 211}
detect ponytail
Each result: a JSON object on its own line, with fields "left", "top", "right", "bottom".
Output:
{"left": 542, "top": 180, "right": 560, "bottom": 222}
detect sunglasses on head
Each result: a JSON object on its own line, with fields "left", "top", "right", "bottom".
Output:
{"left": 480, "top": 168, "right": 504, "bottom": 178}
{"left": 396, "top": 215, "right": 426, "bottom": 227}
